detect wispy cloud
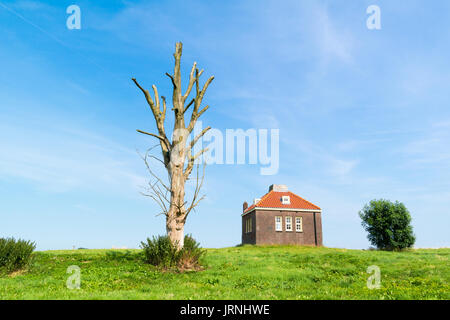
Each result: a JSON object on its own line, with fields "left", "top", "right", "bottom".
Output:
{"left": 402, "top": 120, "right": 450, "bottom": 167}
{"left": 285, "top": 136, "right": 359, "bottom": 180}
{"left": 9, "top": 0, "right": 52, "bottom": 11}
{"left": 1, "top": 0, "right": 449, "bottom": 249}
{"left": 312, "top": 3, "right": 354, "bottom": 65}
{"left": 0, "top": 118, "right": 147, "bottom": 194}
{"left": 327, "top": 158, "right": 359, "bottom": 177}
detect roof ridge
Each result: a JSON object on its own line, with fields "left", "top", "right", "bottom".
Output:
{"left": 256, "top": 190, "right": 272, "bottom": 205}
{"left": 243, "top": 190, "right": 272, "bottom": 213}
{"left": 288, "top": 191, "right": 321, "bottom": 210}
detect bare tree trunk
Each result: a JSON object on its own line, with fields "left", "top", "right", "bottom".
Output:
{"left": 167, "top": 162, "right": 186, "bottom": 249}
{"left": 132, "top": 42, "right": 214, "bottom": 249}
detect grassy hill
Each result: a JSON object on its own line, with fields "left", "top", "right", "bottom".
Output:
{"left": 0, "top": 246, "right": 448, "bottom": 300}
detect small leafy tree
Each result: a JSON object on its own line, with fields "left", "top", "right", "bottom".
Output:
{"left": 359, "top": 199, "right": 415, "bottom": 250}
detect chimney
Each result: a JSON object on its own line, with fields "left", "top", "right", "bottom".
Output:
{"left": 269, "top": 184, "right": 288, "bottom": 192}
{"left": 243, "top": 202, "right": 248, "bottom": 212}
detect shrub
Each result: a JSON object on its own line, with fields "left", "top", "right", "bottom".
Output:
{"left": 0, "top": 237, "right": 36, "bottom": 274}
{"left": 141, "top": 235, "right": 180, "bottom": 267}
{"left": 140, "top": 234, "right": 205, "bottom": 271}
{"left": 178, "top": 234, "right": 206, "bottom": 271}
{"left": 359, "top": 199, "right": 415, "bottom": 250}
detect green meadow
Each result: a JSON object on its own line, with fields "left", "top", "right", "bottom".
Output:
{"left": 0, "top": 246, "right": 448, "bottom": 300}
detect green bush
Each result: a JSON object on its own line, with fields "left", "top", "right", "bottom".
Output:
{"left": 141, "top": 235, "right": 179, "bottom": 267}
{"left": 0, "top": 237, "right": 36, "bottom": 274}
{"left": 140, "top": 234, "right": 205, "bottom": 271}
{"left": 359, "top": 199, "right": 415, "bottom": 250}
{"left": 179, "top": 234, "right": 206, "bottom": 270}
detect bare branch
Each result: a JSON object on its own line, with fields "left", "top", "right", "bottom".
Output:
{"left": 165, "top": 73, "right": 176, "bottom": 88}
{"left": 188, "top": 126, "right": 211, "bottom": 151}
{"left": 136, "top": 130, "right": 170, "bottom": 150}
{"left": 200, "top": 76, "right": 215, "bottom": 103}
{"left": 187, "top": 75, "right": 215, "bottom": 132}
{"left": 132, "top": 78, "right": 156, "bottom": 110}
{"left": 183, "top": 62, "right": 197, "bottom": 103}
{"left": 138, "top": 149, "right": 170, "bottom": 192}
{"left": 152, "top": 85, "right": 160, "bottom": 112}
{"left": 137, "top": 147, "right": 172, "bottom": 217}
{"left": 161, "top": 96, "right": 167, "bottom": 121}
{"left": 140, "top": 192, "right": 165, "bottom": 216}
{"left": 192, "top": 147, "right": 208, "bottom": 161}
{"left": 185, "top": 147, "right": 208, "bottom": 178}
{"left": 141, "top": 188, "right": 168, "bottom": 217}
{"left": 184, "top": 162, "right": 206, "bottom": 221}
{"left": 132, "top": 78, "right": 170, "bottom": 162}
{"left": 197, "top": 105, "right": 210, "bottom": 119}
{"left": 137, "top": 129, "right": 165, "bottom": 141}
{"left": 148, "top": 154, "right": 165, "bottom": 167}
{"left": 183, "top": 98, "right": 195, "bottom": 114}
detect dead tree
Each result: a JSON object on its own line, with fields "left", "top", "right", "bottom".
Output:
{"left": 132, "top": 42, "right": 213, "bottom": 249}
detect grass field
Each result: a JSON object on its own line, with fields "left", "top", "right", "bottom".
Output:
{"left": 0, "top": 246, "right": 448, "bottom": 300}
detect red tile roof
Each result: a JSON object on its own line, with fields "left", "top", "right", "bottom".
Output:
{"left": 244, "top": 190, "right": 321, "bottom": 214}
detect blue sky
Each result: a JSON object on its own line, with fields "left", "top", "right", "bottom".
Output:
{"left": 1, "top": 0, "right": 449, "bottom": 250}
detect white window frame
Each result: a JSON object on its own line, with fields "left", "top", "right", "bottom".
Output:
{"left": 281, "top": 195, "right": 290, "bottom": 205}
{"left": 285, "top": 216, "right": 292, "bottom": 232}
{"left": 275, "top": 216, "right": 282, "bottom": 231}
{"left": 295, "top": 217, "right": 303, "bottom": 232}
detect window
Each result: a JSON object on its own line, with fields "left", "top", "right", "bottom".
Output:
{"left": 275, "top": 216, "right": 282, "bottom": 231}
{"left": 296, "top": 217, "right": 303, "bottom": 232}
{"left": 281, "top": 196, "right": 290, "bottom": 205}
{"left": 245, "top": 217, "right": 252, "bottom": 233}
{"left": 285, "top": 216, "right": 292, "bottom": 231}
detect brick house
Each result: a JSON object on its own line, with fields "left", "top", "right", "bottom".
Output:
{"left": 242, "top": 185, "right": 323, "bottom": 246}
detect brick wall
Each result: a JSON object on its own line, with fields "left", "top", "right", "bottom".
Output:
{"left": 253, "top": 210, "right": 323, "bottom": 246}
{"left": 241, "top": 211, "right": 256, "bottom": 244}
